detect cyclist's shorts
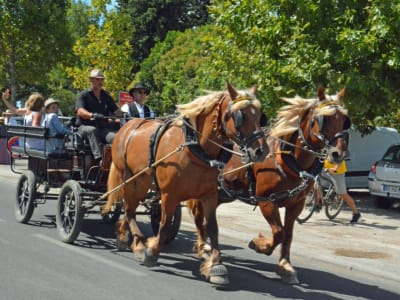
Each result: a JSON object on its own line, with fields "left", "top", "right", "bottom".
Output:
{"left": 326, "top": 172, "right": 347, "bottom": 194}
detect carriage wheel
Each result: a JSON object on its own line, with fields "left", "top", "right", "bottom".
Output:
{"left": 150, "top": 202, "right": 182, "bottom": 244}
{"left": 102, "top": 201, "right": 122, "bottom": 224}
{"left": 56, "top": 180, "right": 84, "bottom": 243}
{"left": 296, "top": 187, "right": 317, "bottom": 224}
{"left": 15, "top": 171, "right": 36, "bottom": 223}
{"left": 325, "top": 193, "right": 344, "bottom": 220}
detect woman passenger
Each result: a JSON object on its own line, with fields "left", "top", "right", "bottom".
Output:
{"left": 1, "top": 91, "right": 45, "bottom": 150}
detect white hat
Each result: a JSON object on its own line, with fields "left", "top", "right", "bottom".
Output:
{"left": 89, "top": 69, "right": 105, "bottom": 78}
{"left": 44, "top": 98, "right": 59, "bottom": 109}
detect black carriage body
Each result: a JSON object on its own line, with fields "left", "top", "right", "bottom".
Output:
{"left": 6, "top": 122, "right": 111, "bottom": 210}
{"left": 5, "top": 120, "right": 180, "bottom": 244}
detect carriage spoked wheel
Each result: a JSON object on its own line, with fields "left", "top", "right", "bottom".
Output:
{"left": 296, "top": 187, "right": 317, "bottom": 224}
{"left": 56, "top": 180, "right": 85, "bottom": 243}
{"left": 15, "top": 170, "right": 36, "bottom": 223}
{"left": 150, "top": 202, "right": 182, "bottom": 244}
{"left": 102, "top": 201, "right": 122, "bottom": 224}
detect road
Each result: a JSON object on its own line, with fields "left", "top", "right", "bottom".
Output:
{"left": 0, "top": 161, "right": 399, "bottom": 299}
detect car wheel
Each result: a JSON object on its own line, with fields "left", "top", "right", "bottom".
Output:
{"left": 372, "top": 195, "right": 394, "bottom": 209}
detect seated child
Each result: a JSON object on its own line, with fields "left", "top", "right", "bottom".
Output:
{"left": 41, "top": 98, "right": 71, "bottom": 153}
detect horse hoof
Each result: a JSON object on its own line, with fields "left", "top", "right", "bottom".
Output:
{"left": 209, "top": 264, "right": 229, "bottom": 285}
{"left": 133, "top": 250, "right": 145, "bottom": 262}
{"left": 116, "top": 238, "right": 130, "bottom": 251}
{"left": 143, "top": 248, "right": 158, "bottom": 267}
{"left": 277, "top": 268, "right": 299, "bottom": 285}
{"left": 248, "top": 240, "right": 257, "bottom": 251}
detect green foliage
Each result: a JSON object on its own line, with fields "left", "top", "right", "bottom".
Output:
{"left": 118, "top": 0, "right": 211, "bottom": 70}
{"left": 137, "top": 25, "right": 224, "bottom": 115}
{"left": 66, "top": 3, "right": 134, "bottom": 99}
{"left": 205, "top": 0, "right": 400, "bottom": 131}
{"left": 0, "top": 0, "right": 72, "bottom": 98}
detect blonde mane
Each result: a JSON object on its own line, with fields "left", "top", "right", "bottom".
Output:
{"left": 270, "top": 95, "right": 348, "bottom": 138}
{"left": 172, "top": 89, "right": 261, "bottom": 129}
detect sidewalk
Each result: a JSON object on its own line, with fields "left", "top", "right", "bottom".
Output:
{"left": 1, "top": 160, "right": 400, "bottom": 284}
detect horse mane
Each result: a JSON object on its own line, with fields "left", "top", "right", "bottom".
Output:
{"left": 172, "top": 89, "right": 261, "bottom": 129}
{"left": 270, "top": 95, "right": 348, "bottom": 138}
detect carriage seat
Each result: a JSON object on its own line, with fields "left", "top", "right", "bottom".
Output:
{"left": 6, "top": 124, "right": 71, "bottom": 160}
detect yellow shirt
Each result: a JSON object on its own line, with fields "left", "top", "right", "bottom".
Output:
{"left": 324, "top": 159, "right": 347, "bottom": 174}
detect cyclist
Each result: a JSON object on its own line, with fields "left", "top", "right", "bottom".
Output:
{"left": 323, "top": 150, "right": 361, "bottom": 224}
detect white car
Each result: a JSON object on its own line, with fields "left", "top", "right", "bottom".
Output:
{"left": 368, "top": 144, "right": 400, "bottom": 208}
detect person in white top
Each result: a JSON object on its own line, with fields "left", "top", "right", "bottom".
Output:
{"left": 1, "top": 90, "right": 45, "bottom": 150}
{"left": 120, "top": 82, "right": 155, "bottom": 119}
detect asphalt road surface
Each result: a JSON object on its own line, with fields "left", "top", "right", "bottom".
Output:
{"left": 0, "top": 162, "right": 399, "bottom": 299}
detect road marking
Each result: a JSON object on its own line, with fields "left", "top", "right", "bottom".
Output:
{"left": 34, "top": 234, "right": 146, "bottom": 277}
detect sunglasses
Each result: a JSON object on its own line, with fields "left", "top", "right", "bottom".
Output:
{"left": 136, "top": 90, "right": 147, "bottom": 95}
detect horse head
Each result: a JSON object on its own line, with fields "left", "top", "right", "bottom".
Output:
{"left": 222, "top": 82, "right": 269, "bottom": 163}
{"left": 307, "top": 86, "right": 351, "bottom": 163}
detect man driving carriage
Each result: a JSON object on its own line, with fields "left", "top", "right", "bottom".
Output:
{"left": 75, "top": 69, "right": 123, "bottom": 163}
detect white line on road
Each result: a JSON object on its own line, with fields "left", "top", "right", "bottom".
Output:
{"left": 34, "top": 233, "right": 146, "bottom": 277}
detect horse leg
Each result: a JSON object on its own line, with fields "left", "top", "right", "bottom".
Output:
{"left": 199, "top": 195, "right": 229, "bottom": 285}
{"left": 144, "top": 197, "right": 180, "bottom": 267}
{"left": 276, "top": 200, "right": 304, "bottom": 284}
{"left": 118, "top": 183, "right": 147, "bottom": 261}
{"left": 115, "top": 216, "right": 130, "bottom": 251}
{"left": 187, "top": 199, "right": 209, "bottom": 258}
{"left": 249, "top": 202, "right": 285, "bottom": 255}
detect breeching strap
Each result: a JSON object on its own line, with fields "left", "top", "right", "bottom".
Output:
{"left": 98, "top": 145, "right": 184, "bottom": 200}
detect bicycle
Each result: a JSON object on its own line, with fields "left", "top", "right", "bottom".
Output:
{"left": 297, "top": 170, "right": 344, "bottom": 224}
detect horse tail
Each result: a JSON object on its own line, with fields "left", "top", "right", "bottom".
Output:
{"left": 103, "top": 162, "right": 124, "bottom": 214}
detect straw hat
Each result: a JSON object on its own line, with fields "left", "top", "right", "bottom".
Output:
{"left": 44, "top": 98, "right": 59, "bottom": 109}
{"left": 89, "top": 69, "right": 105, "bottom": 78}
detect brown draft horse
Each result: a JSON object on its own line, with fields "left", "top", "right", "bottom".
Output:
{"left": 103, "top": 83, "right": 268, "bottom": 285}
{"left": 187, "top": 87, "right": 351, "bottom": 284}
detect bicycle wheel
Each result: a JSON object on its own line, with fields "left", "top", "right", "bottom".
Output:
{"left": 324, "top": 188, "right": 344, "bottom": 220}
{"left": 297, "top": 186, "right": 317, "bottom": 224}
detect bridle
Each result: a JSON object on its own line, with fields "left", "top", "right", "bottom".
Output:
{"left": 222, "top": 95, "right": 266, "bottom": 155}
{"left": 297, "top": 101, "right": 351, "bottom": 159}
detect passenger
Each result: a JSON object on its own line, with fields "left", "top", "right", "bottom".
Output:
{"left": 121, "top": 82, "right": 155, "bottom": 119}
{"left": 41, "top": 98, "right": 71, "bottom": 154}
{"left": 1, "top": 91, "right": 45, "bottom": 150}
{"left": 75, "top": 69, "right": 123, "bottom": 163}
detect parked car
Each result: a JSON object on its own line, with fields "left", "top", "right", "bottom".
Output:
{"left": 346, "top": 126, "right": 400, "bottom": 189}
{"left": 368, "top": 144, "right": 400, "bottom": 208}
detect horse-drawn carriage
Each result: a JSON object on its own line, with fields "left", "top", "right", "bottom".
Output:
{"left": 6, "top": 116, "right": 182, "bottom": 244}
{"left": 5, "top": 83, "right": 268, "bottom": 285}
{"left": 5, "top": 83, "right": 349, "bottom": 286}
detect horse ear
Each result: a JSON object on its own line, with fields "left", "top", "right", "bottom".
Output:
{"left": 249, "top": 84, "right": 258, "bottom": 96}
{"left": 337, "top": 87, "right": 346, "bottom": 101}
{"left": 317, "top": 86, "right": 325, "bottom": 101}
{"left": 227, "top": 82, "right": 239, "bottom": 99}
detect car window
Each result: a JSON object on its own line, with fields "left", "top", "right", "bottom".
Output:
{"left": 382, "top": 146, "right": 400, "bottom": 162}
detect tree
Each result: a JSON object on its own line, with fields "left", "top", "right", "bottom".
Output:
{"left": 0, "top": 0, "right": 72, "bottom": 102}
{"left": 66, "top": 1, "right": 134, "bottom": 99}
{"left": 205, "top": 0, "right": 400, "bottom": 131}
{"left": 117, "top": 0, "right": 211, "bottom": 72}
{"left": 137, "top": 25, "right": 222, "bottom": 115}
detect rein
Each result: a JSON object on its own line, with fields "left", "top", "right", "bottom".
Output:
{"left": 98, "top": 145, "right": 184, "bottom": 200}
{"left": 267, "top": 134, "right": 328, "bottom": 161}
{"left": 180, "top": 118, "right": 243, "bottom": 157}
